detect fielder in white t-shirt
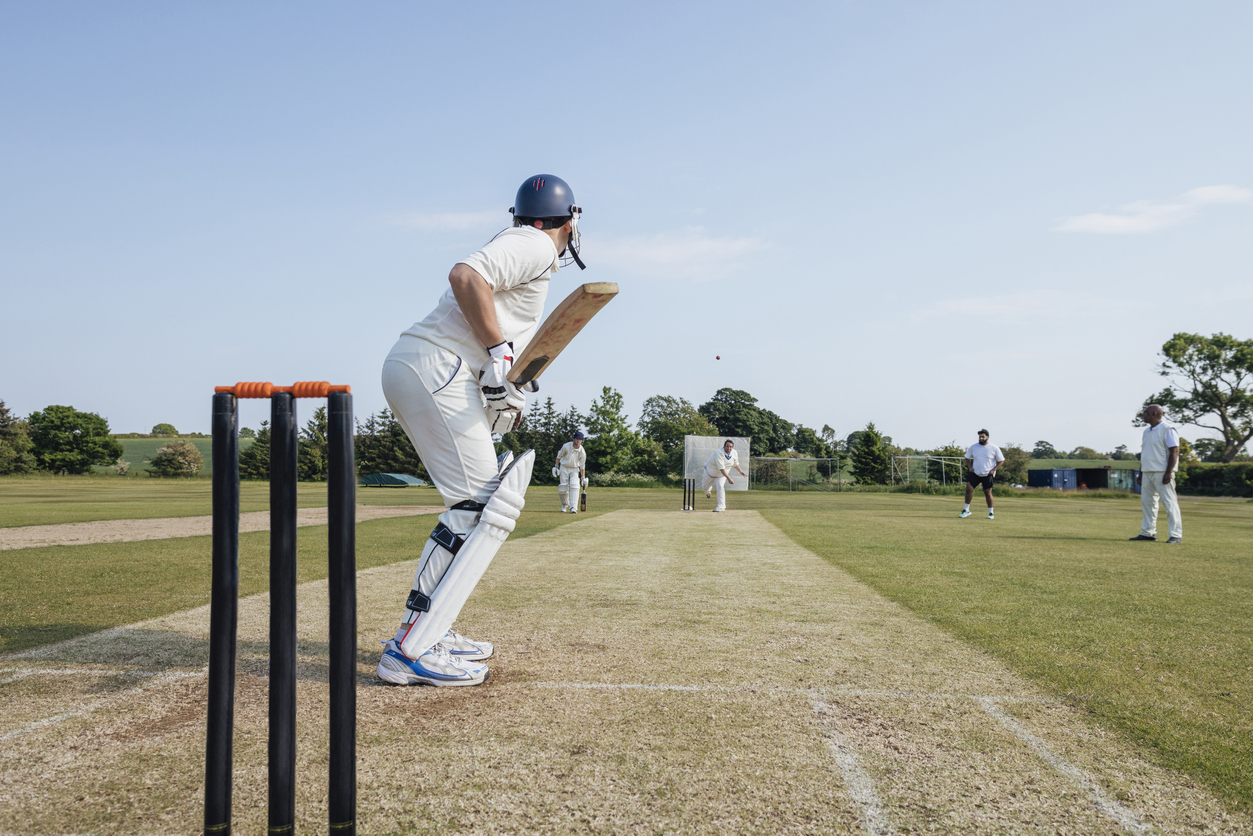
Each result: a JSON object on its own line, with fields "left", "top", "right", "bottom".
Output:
{"left": 553, "top": 431, "right": 587, "bottom": 513}
{"left": 959, "top": 429, "right": 1005, "bottom": 519}
{"left": 702, "top": 439, "right": 747, "bottom": 512}
{"left": 1131, "top": 403, "right": 1182, "bottom": 543}
{"left": 375, "top": 174, "right": 586, "bottom": 687}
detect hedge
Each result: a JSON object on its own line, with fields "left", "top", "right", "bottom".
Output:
{"left": 1177, "top": 463, "right": 1253, "bottom": 498}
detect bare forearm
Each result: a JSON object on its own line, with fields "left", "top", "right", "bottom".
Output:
{"left": 449, "top": 264, "right": 503, "bottom": 348}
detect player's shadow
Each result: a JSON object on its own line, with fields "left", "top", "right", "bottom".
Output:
{"left": 2, "top": 627, "right": 376, "bottom": 684}
{"left": 1001, "top": 535, "right": 1115, "bottom": 542}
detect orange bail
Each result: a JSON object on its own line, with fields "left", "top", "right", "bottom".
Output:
{"left": 215, "top": 382, "right": 351, "bottom": 398}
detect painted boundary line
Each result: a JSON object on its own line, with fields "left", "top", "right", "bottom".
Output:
{"left": 542, "top": 682, "right": 1149, "bottom": 835}
{"left": 0, "top": 670, "right": 202, "bottom": 742}
{"left": 978, "top": 697, "right": 1149, "bottom": 834}
{"left": 814, "top": 699, "right": 896, "bottom": 836}
{"left": 0, "top": 673, "right": 1155, "bottom": 833}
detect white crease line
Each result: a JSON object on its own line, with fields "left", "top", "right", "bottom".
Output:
{"left": 826, "top": 687, "right": 1056, "bottom": 705}
{"left": 532, "top": 682, "right": 1055, "bottom": 705}
{"left": 977, "top": 697, "right": 1149, "bottom": 834}
{"left": 814, "top": 700, "right": 895, "bottom": 836}
{"left": 0, "top": 667, "right": 178, "bottom": 686}
{"left": 535, "top": 681, "right": 706, "bottom": 692}
{"left": 0, "top": 671, "right": 202, "bottom": 743}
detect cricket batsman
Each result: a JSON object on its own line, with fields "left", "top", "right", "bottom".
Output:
{"left": 376, "top": 174, "right": 585, "bottom": 686}
{"left": 553, "top": 430, "right": 587, "bottom": 513}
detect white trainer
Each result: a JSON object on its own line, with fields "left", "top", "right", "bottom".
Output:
{"left": 442, "top": 626, "right": 494, "bottom": 661}
{"left": 377, "top": 640, "right": 488, "bottom": 687}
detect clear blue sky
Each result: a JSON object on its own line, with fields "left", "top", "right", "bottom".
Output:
{"left": 2, "top": 2, "right": 1250, "bottom": 453}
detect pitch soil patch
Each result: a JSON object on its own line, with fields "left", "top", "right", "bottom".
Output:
{"left": 0, "top": 510, "right": 1246, "bottom": 834}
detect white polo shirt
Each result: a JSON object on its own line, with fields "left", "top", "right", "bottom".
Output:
{"left": 557, "top": 441, "right": 586, "bottom": 470}
{"left": 402, "top": 226, "right": 559, "bottom": 367}
{"left": 704, "top": 448, "right": 739, "bottom": 478}
{"left": 965, "top": 441, "right": 1005, "bottom": 476}
{"left": 1140, "top": 423, "right": 1180, "bottom": 471}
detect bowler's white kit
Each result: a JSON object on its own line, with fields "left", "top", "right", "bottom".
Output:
{"left": 1139, "top": 422, "right": 1182, "bottom": 540}
{"left": 382, "top": 226, "right": 559, "bottom": 658}
{"left": 965, "top": 442, "right": 1004, "bottom": 476}
{"left": 702, "top": 448, "right": 740, "bottom": 511}
{"left": 556, "top": 441, "right": 586, "bottom": 510}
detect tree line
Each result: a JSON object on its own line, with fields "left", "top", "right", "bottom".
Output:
{"left": 3, "top": 331, "right": 1249, "bottom": 480}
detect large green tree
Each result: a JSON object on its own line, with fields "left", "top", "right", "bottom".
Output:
{"left": 27, "top": 405, "right": 123, "bottom": 474}
{"left": 637, "top": 395, "right": 716, "bottom": 477}
{"left": 698, "top": 388, "right": 795, "bottom": 455}
{"left": 355, "top": 409, "right": 426, "bottom": 479}
{"left": 297, "top": 406, "right": 329, "bottom": 481}
{"left": 500, "top": 398, "right": 583, "bottom": 484}
{"left": 1139, "top": 332, "right": 1253, "bottom": 462}
{"left": 584, "top": 387, "right": 639, "bottom": 474}
{"left": 0, "top": 401, "right": 37, "bottom": 475}
{"left": 850, "top": 421, "right": 890, "bottom": 485}
{"left": 239, "top": 421, "right": 271, "bottom": 480}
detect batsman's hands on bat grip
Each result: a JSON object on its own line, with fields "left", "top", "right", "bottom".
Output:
{"left": 479, "top": 340, "right": 514, "bottom": 390}
{"left": 482, "top": 380, "right": 525, "bottom": 435}
{"left": 581, "top": 476, "right": 588, "bottom": 488}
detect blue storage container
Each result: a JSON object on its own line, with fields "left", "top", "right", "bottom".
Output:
{"left": 1027, "top": 468, "right": 1079, "bottom": 490}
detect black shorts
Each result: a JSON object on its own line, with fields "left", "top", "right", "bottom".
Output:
{"left": 967, "top": 471, "right": 995, "bottom": 490}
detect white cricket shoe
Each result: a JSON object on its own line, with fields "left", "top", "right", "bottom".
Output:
{"left": 560, "top": 505, "right": 568, "bottom": 512}
{"left": 705, "top": 489, "right": 711, "bottom": 498}
{"left": 958, "top": 510, "right": 972, "bottom": 518}
{"left": 377, "top": 640, "right": 488, "bottom": 687}
{"left": 442, "top": 627, "right": 493, "bottom": 661}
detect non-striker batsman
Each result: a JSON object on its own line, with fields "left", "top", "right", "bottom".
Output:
{"left": 376, "top": 174, "right": 586, "bottom": 686}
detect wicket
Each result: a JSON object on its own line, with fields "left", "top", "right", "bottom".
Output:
{"left": 207, "top": 382, "right": 357, "bottom": 836}
{"left": 683, "top": 478, "right": 696, "bottom": 511}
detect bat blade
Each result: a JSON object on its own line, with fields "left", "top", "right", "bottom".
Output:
{"left": 508, "top": 282, "right": 618, "bottom": 386}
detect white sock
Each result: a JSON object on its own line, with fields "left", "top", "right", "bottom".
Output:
{"left": 963, "top": 503, "right": 970, "bottom": 512}
{"left": 394, "top": 624, "right": 408, "bottom": 644}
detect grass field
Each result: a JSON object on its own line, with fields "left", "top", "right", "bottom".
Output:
{"left": 1, "top": 479, "right": 1250, "bottom": 824}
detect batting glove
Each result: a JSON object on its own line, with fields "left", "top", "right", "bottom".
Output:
{"left": 581, "top": 476, "right": 588, "bottom": 487}
{"left": 478, "top": 341, "right": 514, "bottom": 390}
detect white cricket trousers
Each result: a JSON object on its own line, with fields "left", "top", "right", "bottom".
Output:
{"left": 382, "top": 336, "right": 502, "bottom": 626}
{"left": 558, "top": 466, "right": 580, "bottom": 509}
{"left": 1140, "top": 471, "right": 1182, "bottom": 540}
{"left": 701, "top": 471, "right": 727, "bottom": 510}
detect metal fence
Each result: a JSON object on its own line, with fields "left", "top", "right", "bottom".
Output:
{"left": 750, "top": 457, "right": 846, "bottom": 491}
{"left": 890, "top": 455, "right": 966, "bottom": 486}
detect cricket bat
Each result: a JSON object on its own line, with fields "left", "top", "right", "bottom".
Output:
{"left": 580, "top": 488, "right": 587, "bottom": 512}
{"left": 508, "top": 282, "right": 619, "bottom": 387}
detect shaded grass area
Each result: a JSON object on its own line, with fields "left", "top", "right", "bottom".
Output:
{"left": 759, "top": 492, "right": 1253, "bottom": 816}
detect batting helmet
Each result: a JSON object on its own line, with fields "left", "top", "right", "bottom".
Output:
{"left": 510, "top": 174, "right": 580, "bottom": 222}
{"left": 509, "top": 174, "right": 586, "bottom": 270}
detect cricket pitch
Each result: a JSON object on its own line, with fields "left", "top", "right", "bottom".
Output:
{"left": 0, "top": 510, "right": 1245, "bottom": 834}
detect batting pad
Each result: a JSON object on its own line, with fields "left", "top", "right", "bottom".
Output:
{"left": 399, "top": 449, "right": 535, "bottom": 657}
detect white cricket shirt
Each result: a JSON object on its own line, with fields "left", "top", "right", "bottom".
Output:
{"left": 704, "top": 448, "right": 739, "bottom": 477}
{"left": 965, "top": 441, "right": 1005, "bottom": 476}
{"left": 1140, "top": 423, "right": 1180, "bottom": 471}
{"left": 402, "top": 226, "right": 559, "bottom": 366}
{"left": 557, "top": 441, "right": 586, "bottom": 470}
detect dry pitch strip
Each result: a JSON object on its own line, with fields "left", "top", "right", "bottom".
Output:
{"left": 0, "top": 509, "right": 1247, "bottom": 835}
